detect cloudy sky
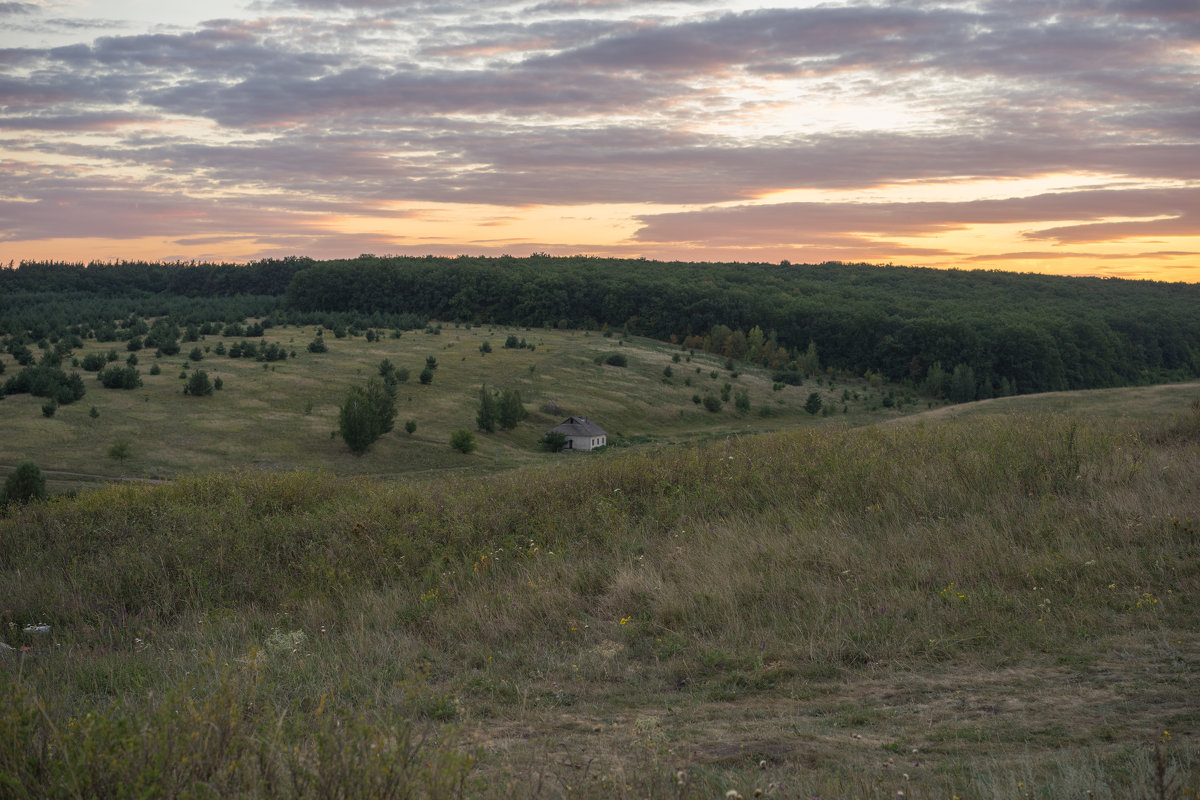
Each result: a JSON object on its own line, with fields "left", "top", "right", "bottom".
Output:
{"left": 2, "top": 0, "right": 1198, "bottom": 281}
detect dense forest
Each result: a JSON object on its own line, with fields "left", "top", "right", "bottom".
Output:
{"left": 3, "top": 255, "right": 1199, "bottom": 401}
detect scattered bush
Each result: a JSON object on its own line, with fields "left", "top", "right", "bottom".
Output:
{"left": 108, "top": 438, "right": 133, "bottom": 462}
{"left": 605, "top": 353, "right": 628, "bottom": 367}
{"left": 79, "top": 352, "right": 107, "bottom": 371}
{"left": 2, "top": 460, "right": 45, "bottom": 505}
{"left": 98, "top": 365, "right": 142, "bottom": 390}
{"left": 805, "top": 391, "right": 823, "bottom": 415}
{"left": 702, "top": 394, "right": 722, "bottom": 412}
{"left": 184, "top": 370, "right": 214, "bottom": 397}
{"left": 4, "top": 365, "right": 87, "bottom": 404}
{"left": 734, "top": 389, "right": 751, "bottom": 413}
{"left": 338, "top": 378, "right": 396, "bottom": 454}
{"left": 449, "top": 428, "right": 476, "bottom": 453}
{"left": 772, "top": 370, "right": 803, "bottom": 386}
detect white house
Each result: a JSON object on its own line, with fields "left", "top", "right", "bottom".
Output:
{"left": 550, "top": 416, "right": 607, "bottom": 451}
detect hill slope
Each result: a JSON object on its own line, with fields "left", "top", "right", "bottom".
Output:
{"left": 2, "top": 387, "right": 1198, "bottom": 797}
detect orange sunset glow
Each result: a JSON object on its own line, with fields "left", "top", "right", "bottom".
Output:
{"left": 1, "top": 1, "right": 1197, "bottom": 281}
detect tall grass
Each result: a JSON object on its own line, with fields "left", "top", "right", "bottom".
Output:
{"left": 2, "top": 404, "right": 1199, "bottom": 797}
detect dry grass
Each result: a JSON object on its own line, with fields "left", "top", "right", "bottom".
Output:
{"left": 2, "top": 387, "right": 1199, "bottom": 797}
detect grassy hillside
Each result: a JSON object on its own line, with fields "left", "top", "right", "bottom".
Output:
{"left": 2, "top": 388, "right": 1198, "bottom": 798}
{"left": 1, "top": 323, "right": 912, "bottom": 493}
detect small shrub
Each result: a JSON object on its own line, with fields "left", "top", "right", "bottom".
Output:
{"left": 702, "top": 394, "right": 722, "bottom": 412}
{"left": 307, "top": 337, "right": 327, "bottom": 353}
{"left": 41, "top": 401, "right": 56, "bottom": 418}
{"left": 188, "top": 346, "right": 204, "bottom": 361}
{"left": 449, "top": 428, "right": 476, "bottom": 453}
{"left": 149, "top": 363, "right": 161, "bottom": 375}
{"left": 2, "top": 460, "right": 46, "bottom": 504}
{"left": 108, "top": 438, "right": 133, "bottom": 462}
{"left": 184, "top": 370, "right": 214, "bottom": 396}
{"left": 79, "top": 352, "right": 107, "bottom": 372}
{"left": 419, "top": 367, "right": 434, "bottom": 385}
{"left": 404, "top": 419, "right": 417, "bottom": 435}
{"left": 605, "top": 353, "right": 628, "bottom": 367}
{"left": 98, "top": 364, "right": 142, "bottom": 390}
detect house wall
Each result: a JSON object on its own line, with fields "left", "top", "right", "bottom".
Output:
{"left": 566, "top": 434, "right": 606, "bottom": 451}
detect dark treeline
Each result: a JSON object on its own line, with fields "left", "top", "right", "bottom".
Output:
{"left": 5, "top": 255, "right": 1200, "bottom": 398}
{"left": 285, "top": 255, "right": 1200, "bottom": 396}
{"left": 1, "top": 257, "right": 312, "bottom": 297}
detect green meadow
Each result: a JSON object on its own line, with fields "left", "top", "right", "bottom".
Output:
{"left": 1, "top": 325, "right": 1198, "bottom": 798}
{"left": 0, "top": 323, "right": 907, "bottom": 492}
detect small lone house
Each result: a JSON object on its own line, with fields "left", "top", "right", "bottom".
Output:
{"left": 550, "top": 416, "right": 607, "bottom": 451}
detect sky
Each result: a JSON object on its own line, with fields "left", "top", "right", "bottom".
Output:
{"left": 1, "top": 0, "right": 1198, "bottom": 282}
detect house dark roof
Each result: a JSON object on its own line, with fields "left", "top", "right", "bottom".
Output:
{"left": 550, "top": 416, "right": 606, "bottom": 436}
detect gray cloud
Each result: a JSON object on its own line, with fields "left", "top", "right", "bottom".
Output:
{"left": 633, "top": 187, "right": 1200, "bottom": 245}
{"left": 2, "top": 0, "right": 1197, "bottom": 270}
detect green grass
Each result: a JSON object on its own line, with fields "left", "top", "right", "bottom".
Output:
{"left": 2, "top": 390, "right": 1199, "bottom": 797}
{"left": 1, "top": 324, "right": 906, "bottom": 493}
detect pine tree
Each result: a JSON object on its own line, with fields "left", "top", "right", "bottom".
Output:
{"left": 497, "top": 387, "right": 527, "bottom": 430}
{"left": 338, "top": 378, "right": 397, "bottom": 454}
{"left": 476, "top": 385, "right": 497, "bottom": 433}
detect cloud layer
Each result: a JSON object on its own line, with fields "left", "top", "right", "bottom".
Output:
{"left": 1, "top": 0, "right": 1197, "bottom": 278}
